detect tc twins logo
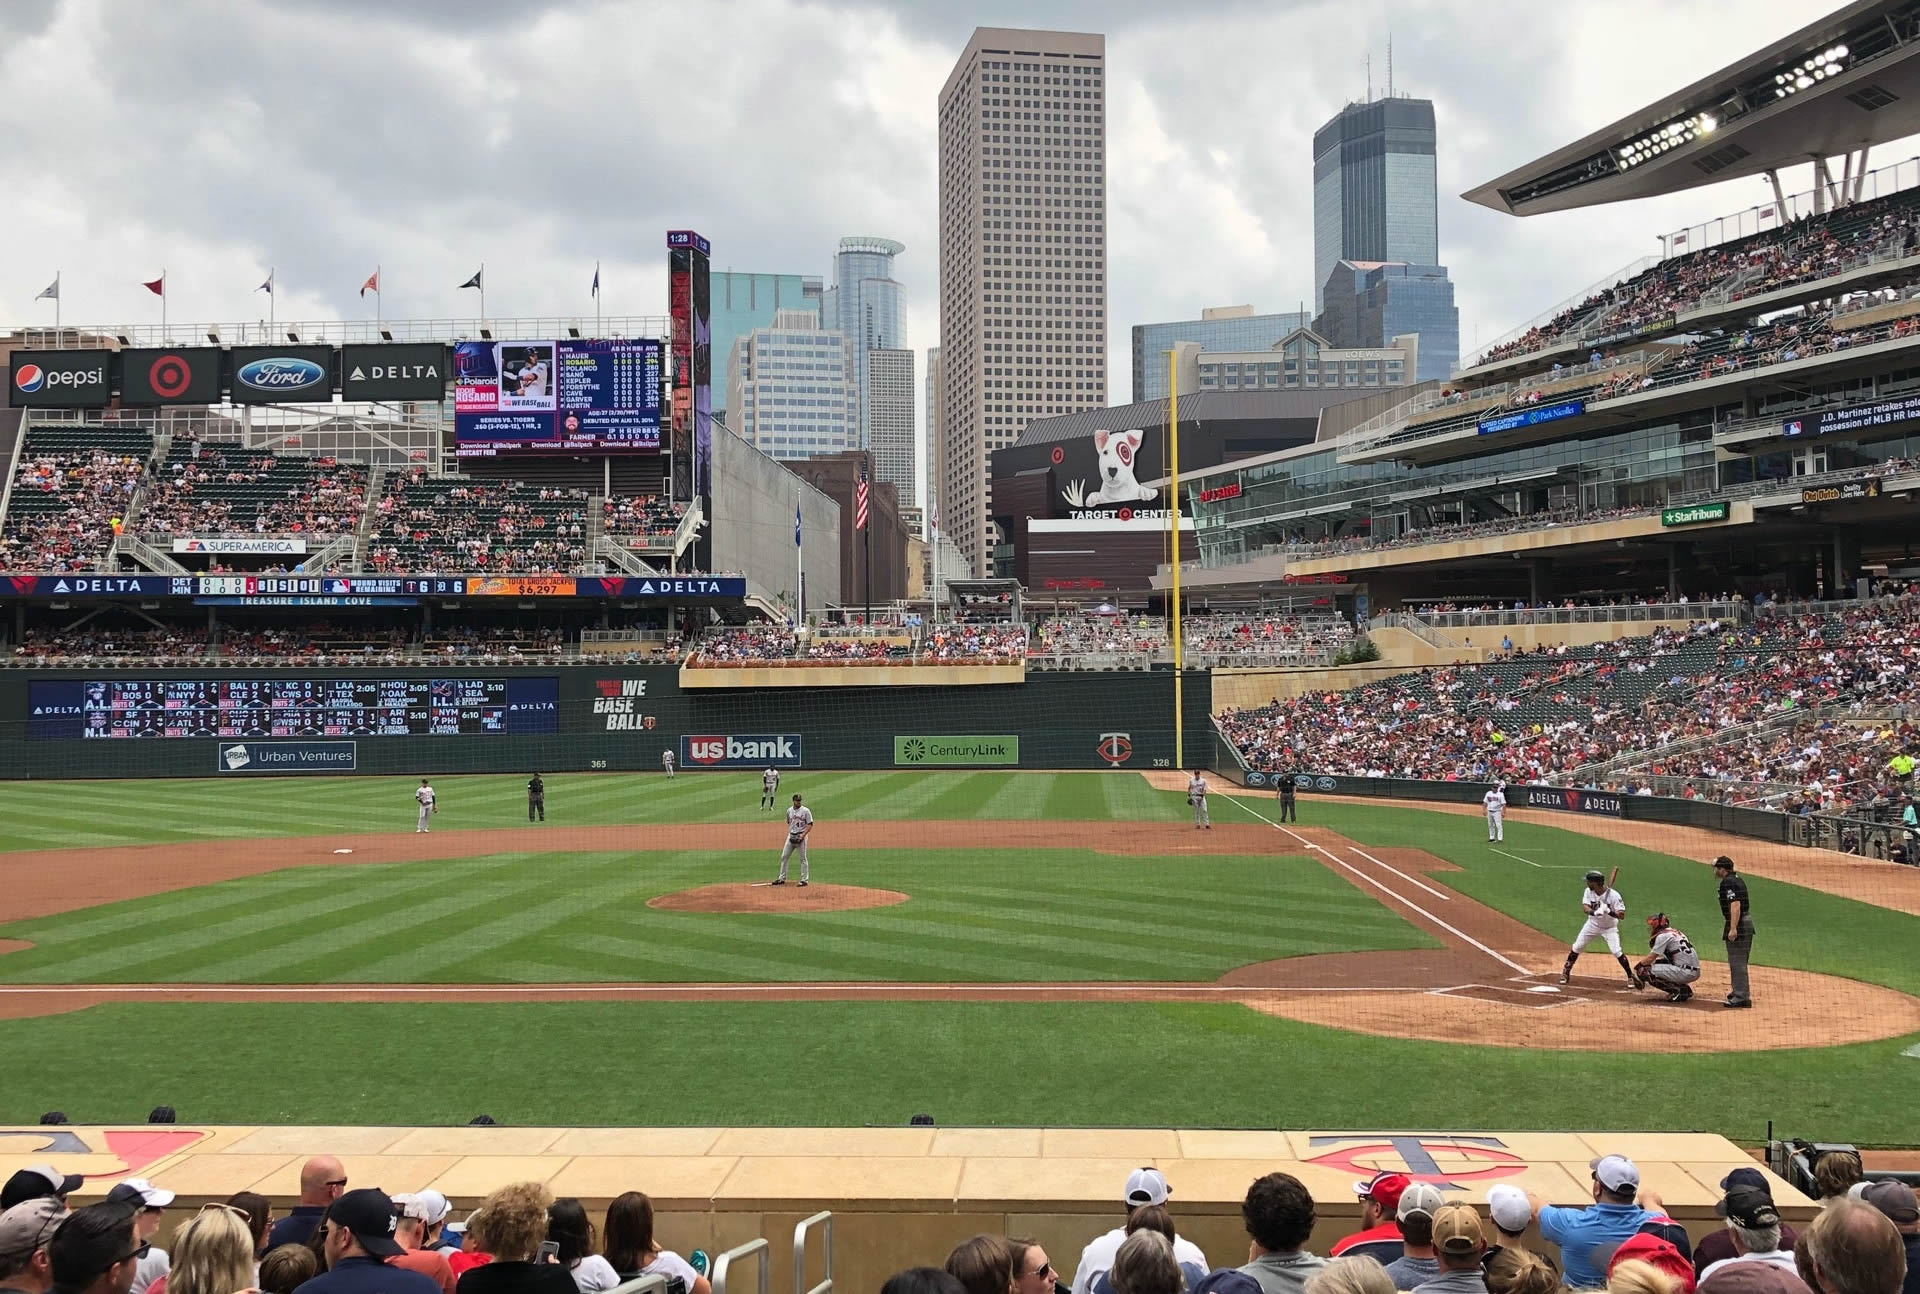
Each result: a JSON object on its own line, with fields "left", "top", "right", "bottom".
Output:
{"left": 1304, "top": 1135, "right": 1527, "bottom": 1188}
{"left": 1096, "top": 732, "right": 1132, "bottom": 767}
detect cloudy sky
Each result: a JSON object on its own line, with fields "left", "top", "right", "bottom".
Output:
{"left": 0, "top": 0, "right": 1892, "bottom": 487}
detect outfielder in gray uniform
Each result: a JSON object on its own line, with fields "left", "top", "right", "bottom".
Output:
{"left": 1633, "top": 912, "right": 1702, "bottom": 1002}
{"left": 1188, "top": 772, "right": 1211, "bottom": 829}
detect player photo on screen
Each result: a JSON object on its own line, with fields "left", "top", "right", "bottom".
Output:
{"left": 499, "top": 343, "right": 556, "bottom": 410}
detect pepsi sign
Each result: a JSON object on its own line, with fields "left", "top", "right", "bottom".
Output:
{"left": 8, "top": 350, "right": 110, "bottom": 408}
{"left": 229, "top": 346, "right": 333, "bottom": 403}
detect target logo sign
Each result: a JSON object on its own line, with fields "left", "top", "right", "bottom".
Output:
{"left": 149, "top": 353, "right": 194, "bottom": 399}
{"left": 1050, "top": 446, "right": 1065, "bottom": 465}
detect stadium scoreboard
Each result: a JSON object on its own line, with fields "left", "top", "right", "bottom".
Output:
{"left": 29, "top": 677, "right": 559, "bottom": 740}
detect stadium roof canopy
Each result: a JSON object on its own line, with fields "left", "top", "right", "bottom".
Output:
{"left": 1464, "top": 0, "right": 1920, "bottom": 216}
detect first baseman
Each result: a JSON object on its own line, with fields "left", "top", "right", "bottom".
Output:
{"left": 415, "top": 778, "right": 437, "bottom": 833}
{"left": 1483, "top": 784, "right": 1507, "bottom": 842}
{"left": 773, "top": 793, "right": 813, "bottom": 886}
{"left": 1633, "top": 912, "right": 1702, "bottom": 1002}
{"left": 1559, "top": 870, "right": 1639, "bottom": 987}
{"left": 1188, "top": 771, "right": 1211, "bottom": 829}
{"left": 761, "top": 766, "right": 781, "bottom": 810}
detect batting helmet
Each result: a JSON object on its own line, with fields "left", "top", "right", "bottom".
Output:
{"left": 1646, "top": 912, "right": 1670, "bottom": 932}
{"left": 1585, "top": 870, "right": 1605, "bottom": 884}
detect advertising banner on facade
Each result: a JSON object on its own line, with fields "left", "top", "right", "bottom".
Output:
{"left": 228, "top": 346, "right": 335, "bottom": 403}
{"left": 893, "top": 735, "right": 1020, "bottom": 766}
{"left": 120, "top": 348, "right": 221, "bottom": 406}
{"left": 341, "top": 344, "right": 449, "bottom": 401}
{"left": 9, "top": 350, "right": 111, "bottom": 408}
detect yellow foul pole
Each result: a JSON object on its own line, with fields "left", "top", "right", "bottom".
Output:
{"left": 1168, "top": 353, "right": 1184, "bottom": 767}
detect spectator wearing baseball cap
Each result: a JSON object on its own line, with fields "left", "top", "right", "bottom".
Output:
{"left": 1412, "top": 1204, "right": 1488, "bottom": 1294}
{"left": 295, "top": 1190, "right": 440, "bottom": 1294}
{"left": 103, "top": 1180, "right": 173, "bottom": 1294}
{"left": 1482, "top": 1186, "right": 1542, "bottom": 1272}
{"left": 1530, "top": 1155, "right": 1657, "bottom": 1290}
{"left": 394, "top": 1194, "right": 456, "bottom": 1256}
{"left": 1696, "top": 1173, "right": 1800, "bottom": 1279}
{"left": 0, "top": 1198, "right": 67, "bottom": 1294}
{"left": 1384, "top": 1183, "right": 1446, "bottom": 1291}
{"left": 388, "top": 1198, "right": 456, "bottom": 1294}
{"left": 1, "top": 1170, "right": 82, "bottom": 1215}
{"left": 1612, "top": 1235, "right": 1697, "bottom": 1294}
{"left": 1071, "top": 1170, "right": 1208, "bottom": 1294}
{"left": 1331, "top": 1175, "right": 1410, "bottom": 1265}
{"left": 1856, "top": 1182, "right": 1918, "bottom": 1294}
{"left": 1236, "top": 1173, "right": 1327, "bottom": 1294}
{"left": 1699, "top": 1189, "right": 1797, "bottom": 1284}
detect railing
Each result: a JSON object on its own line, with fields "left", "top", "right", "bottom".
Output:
{"left": 712, "top": 1239, "right": 769, "bottom": 1294}
{"left": 1657, "top": 155, "right": 1920, "bottom": 260}
{"left": 16, "top": 315, "right": 674, "bottom": 348}
{"left": 1368, "top": 612, "right": 1460, "bottom": 650}
{"left": 792, "top": 1212, "right": 833, "bottom": 1294}
{"left": 1396, "top": 601, "right": 1744, "bottom": 630}
{"left": 1464, "top": 256, "right": 1657, "bottom": 369}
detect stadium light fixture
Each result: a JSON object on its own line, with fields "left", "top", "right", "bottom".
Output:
{"left": 380, "top": 329, "right": 394, "bottom": 341}
{"left": 568, "top": 326, "right": 581, "bottom": 338}
{"left": 117, "top": 333, "right": 131, "bottom": 345}
{"left": 480, "top": 328, "right": 493, "bottom": 340}
{"left": 206, "top": 329, "right": 220, "bottom": 344}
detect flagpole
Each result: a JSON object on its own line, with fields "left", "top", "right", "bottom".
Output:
{"left": 269, "top": 269, "right": 276, "bottom": 335}
{"left": 376, "top": 265, "right": 382, "bottom": 332}
{"left": 479, "top": 262, "right": 486, "bottom": 332}
{"left": 54, "top": 271, "right": 60, "bottom": 333}
{"left": 161, "top": 269, "right": 168, "bottom": 340}
{"left": 796, "top": 481, "right": 804, "bottom": 625}
{"left": 864, "top": 451, "right": 873, "bottom": 626}
{"left": 595, "top": 261, "right": 602, "bottom": 334}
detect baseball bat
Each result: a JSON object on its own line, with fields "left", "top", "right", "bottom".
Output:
{"left": 1608, "top": 865, "right": 1619, "bottom": 889}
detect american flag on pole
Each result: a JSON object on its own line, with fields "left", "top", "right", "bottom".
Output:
{"left": 855, "top": 461, "right": 870, "bottom": 531}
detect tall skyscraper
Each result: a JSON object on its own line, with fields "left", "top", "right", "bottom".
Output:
{"left": 938, "top": 26, "right": 1108, "bottom": 578}
{"left": 830, "top": 236, "right": 907, "bottom": 450}
{"left": 727, "top": 309, "right": 859, "bottom": 462}
{"left": 867, "top": 348, "right": 915, "bottom": 508}
{"left": 1131, "top": 305, "right": 1312, "bottom": 402}
{"left": 711, "top": 271, "right": 824, "bottom": 423}
{"left": 1312, "top": 98, "right": 1438, "bottom": 314}
{"left": 1315, "top": 260, "right": 1459, "bottom": 381}
{"left": 926, "top": 345, "right": 943, "bottom": 540}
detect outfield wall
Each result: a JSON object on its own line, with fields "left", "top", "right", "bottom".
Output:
{"left": 0, "top": 668, "right": 1214, "bottom": 779}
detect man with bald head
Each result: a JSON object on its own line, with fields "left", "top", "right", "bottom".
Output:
{"left": 1799, "top": 1200, "right": 1907, "bottom": 1294}
{"left": 265, "top": 1158, "right": 346, "bottom": 1251}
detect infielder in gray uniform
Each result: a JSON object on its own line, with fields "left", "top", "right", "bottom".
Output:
{"left": 415, "top": 778, "right": 437, "bottom": 833}
{"left": 1633, "top": 912, "right": 1702, "bottom": 1002}
{"left": 1188, "top": 771, "right": 1211, "bottom": 829}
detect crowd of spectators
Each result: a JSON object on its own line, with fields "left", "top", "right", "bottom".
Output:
{"left": 370, "top": 476, "right": 591, "bottom": 574}
{"left": 10, "top": 625, "right": 210, "bottom": 663}
{"left": 138, "top": 453, "right": 368, "bottom": 539}
{"left": 1220, "top": 595, "right": 1920, "bottom": 801}
{"left": 10, "top": 1152, "right": 1912, "bottom": 1294}
{"left": 601, "top": 496, "right": 685, "bottom": 544}
{"left": 1474, "top": 189, "right": 1920, "bottom": 366}
{"left": 0, "top": 448, "right": 144, "bottom": 573}
{"left": 423, "top": 626, "right": 567, "bottom": 658}
{"left": 686, "top": 627, "right": 799, "bottom": 662}
{"left": 920, "top": 623, "right": 1028, "bottom": 662}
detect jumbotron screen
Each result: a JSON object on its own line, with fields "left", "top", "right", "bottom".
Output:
{"left": 28, "top": 678, "right": 560, "bottom": 739}
{"left": 454, "top": 338, "right": 662, "bottom": 457}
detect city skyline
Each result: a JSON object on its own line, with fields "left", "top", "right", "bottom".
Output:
{"left": 0, "top": 0, "right": 1897, "bottom": 517}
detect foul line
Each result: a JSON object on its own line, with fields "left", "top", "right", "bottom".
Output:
{"left": 1222, "top": 798, "right": 1534, "bottom": 977}
{"left": 1347, "top": 845, "right": 1450, "bottom": 901}
{"left": 0, "top": 982, "right": 1423, "bottom": 999}
{"left": 1492, "top": 847, "right": 1544, "bottom": 869}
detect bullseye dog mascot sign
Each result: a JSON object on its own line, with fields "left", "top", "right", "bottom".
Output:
{"left": 1061, "top": 428, "right": 1160, "bottom": 508}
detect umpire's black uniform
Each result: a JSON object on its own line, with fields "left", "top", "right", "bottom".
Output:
{"left": 528, "top": 774, "right": 546, "bottom": 822}
{"left": 1277, "top": 776, "right": 1297, "bottom": 822}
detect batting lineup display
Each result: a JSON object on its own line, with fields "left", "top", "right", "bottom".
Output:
{"left": 28, "top": 677, "right": 560, "bottom": 739}
{"left": 453, "top": 338, "right": 663, "bottom": 457}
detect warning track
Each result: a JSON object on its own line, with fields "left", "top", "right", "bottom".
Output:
{"left": 0, "top": 816, "right": 1914, "bottom": 1051}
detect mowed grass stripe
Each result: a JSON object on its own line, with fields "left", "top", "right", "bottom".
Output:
{"left": 0, "top": 772, "right": 1185, "bottom": 853}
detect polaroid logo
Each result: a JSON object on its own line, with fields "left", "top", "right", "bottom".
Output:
{"left": 682, "top": 734, "right": 802, "bottom": 767}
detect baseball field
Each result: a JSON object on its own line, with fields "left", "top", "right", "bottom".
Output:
{"left": 0, "top": 769, "right": 1916, "bottom": 1141}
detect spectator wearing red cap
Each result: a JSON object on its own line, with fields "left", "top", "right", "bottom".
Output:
{"left": 1332, "top": 1175, "right": 1410, "bottom": 1265}
{"left": 1613, "top": 1235, "right": 1698, "bottom": 1294}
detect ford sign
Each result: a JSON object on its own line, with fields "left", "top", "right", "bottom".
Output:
{"left": 230, "top": 346, "right": 333, "bottom": 403}
{"left": 237, "top": 358, "right": 325, "bottom": 391}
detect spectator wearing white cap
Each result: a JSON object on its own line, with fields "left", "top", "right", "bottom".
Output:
{"left": 104, "top": 1180, "right": 174, "bottom": 1294}
{"left": 0, "top": 1197, "right": 67, "bottom": 1294}
{"left": 389, "top": 1197, "right": 457, "bottom": 1294}
{"left": 394, "top": 1195, "right": 456, "bottom": 1257}
{"left": 1482, "top": 1186, "right": 1540, "bottom": 1272}
{"left": 1072, "top": 1170, "right": 1208, "bottom": 1294}
{"left": 1384, "top": 1184, "right": 1445, "bottom": 1290}
{"left": 1529, "top": 1156, "right": 1657, "bottom": 1290}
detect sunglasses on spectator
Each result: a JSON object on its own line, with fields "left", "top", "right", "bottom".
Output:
{"left": 117, "top": 1241, "right": 152, "bottom": 1267}
{"left": 325, "top": 1179, "right": 349, "bottom": 1188}
{"left": 1025, "top": 1264, "right": 1053, "bottom": 1280}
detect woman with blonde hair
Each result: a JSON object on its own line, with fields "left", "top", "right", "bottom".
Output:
{"left": 456, "top": 1183, "right": 576, "bottom": 1294}
{"left": 1483, "top": 1249, "right": 1559, "bottom": 1294}
{"left": 162, "top": 1207, "right": 257, "bottom": 1294}
{"left": 1303, "top": 1255, "right": 1395, "bottom": 1294}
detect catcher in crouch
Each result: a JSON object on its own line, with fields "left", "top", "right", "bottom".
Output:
{"left": 1559, "top": 868, "right": 1641, "bottom": 988}
{"left": 1632, "top": 912, "right": 1702, "bottom": 1002}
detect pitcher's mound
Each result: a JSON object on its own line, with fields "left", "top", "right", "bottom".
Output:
{"left": 648, "top": 883, "right": 910, "bottom": 914}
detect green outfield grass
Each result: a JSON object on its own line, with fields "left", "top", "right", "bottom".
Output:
{"left": 0, "top": 771, "right": 1177, "bottom": 852}
{"left": 2, "top": 1000, "right": 1915, "bottom": 1144}
{"left": 2, "top": 772, "right": 1918, "bottom": 1140}
{"left": 0, "top": 847, "right": 1430, "bottom": 984}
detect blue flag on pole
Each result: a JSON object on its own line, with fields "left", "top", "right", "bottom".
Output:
{"left": 794, "top": 501, "right": 802, "bottom": 547}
